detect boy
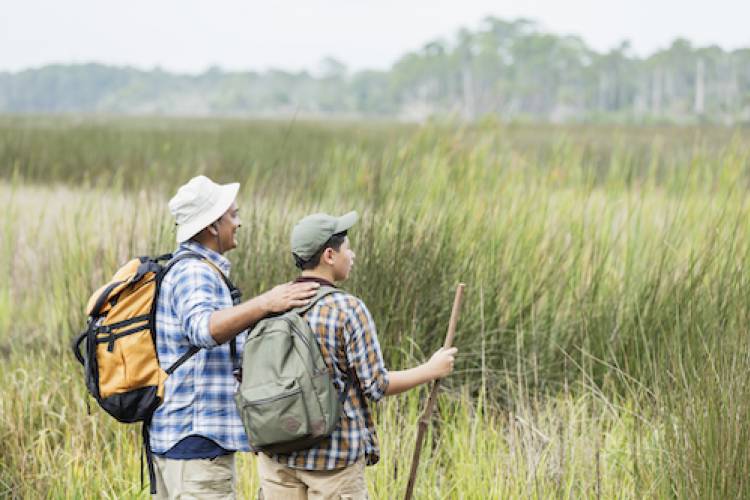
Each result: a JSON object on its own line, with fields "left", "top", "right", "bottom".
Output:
{"left": 256, "top": 211, "right": 457, "bottom": 499}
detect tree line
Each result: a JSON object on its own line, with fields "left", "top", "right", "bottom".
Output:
{"left": 2, "top": 17, "right": 749, "bottom": 123}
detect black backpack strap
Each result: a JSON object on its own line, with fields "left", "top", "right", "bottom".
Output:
{"left": 188, "top": 254, "right": 243, "bottom": 379}
{"left": 89, "top": 280, "right": 126, "bottom": 317}
{"left": 230, "top": 338, "right": 240, "bottom": 381}
{"left": 164, "top": 345, "right": 200, "bottom": 375}
{"left": 71, "top": 324, "right": 93, "bottom": 366}
{"left": 142, "top": 417, "right": 158, "bottom": 494}
{"left": 161, "top": 251, "right": 243, "bottom": 375}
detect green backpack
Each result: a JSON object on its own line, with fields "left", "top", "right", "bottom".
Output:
{"left": 235, "top": 286, "right": 351, "bottom": 454}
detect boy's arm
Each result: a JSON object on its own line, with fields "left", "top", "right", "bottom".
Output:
{"left": 384, "top": 347, "right": 457, "bottom": 396}
{"left": 343, "top": 298, "right": 458, "bottom": 399}
{"left": 343, "top": 299, "right": 391, "bottom": 401}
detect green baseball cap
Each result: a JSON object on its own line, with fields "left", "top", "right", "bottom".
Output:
{"left": 291, "top": 211, "right": 358, "bottom": 261}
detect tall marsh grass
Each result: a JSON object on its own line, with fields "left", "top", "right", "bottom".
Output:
{"left": 1, "top": 117, "right": 749, "bottom": 498}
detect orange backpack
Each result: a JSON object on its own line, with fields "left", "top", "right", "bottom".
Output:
{"left": 72, "top": 251, "right": 241, "bottom": 493}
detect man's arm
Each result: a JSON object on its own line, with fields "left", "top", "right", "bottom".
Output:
{"left": 384, "top": 347, "right": 457, "bottom": 396}
{"left": 208, "top": 281, "right": 319, "bottom": 344}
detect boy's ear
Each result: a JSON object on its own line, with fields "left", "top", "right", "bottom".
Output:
{"left": 322, "top": 247, "right": 336, "bottom": 265}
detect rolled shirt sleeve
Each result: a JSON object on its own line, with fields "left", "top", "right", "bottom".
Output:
{"left": 169, "top": 261, "right": 223, "bottom": 348}
{"left": 343, "top": 298, "right": 389, "bottom": 401}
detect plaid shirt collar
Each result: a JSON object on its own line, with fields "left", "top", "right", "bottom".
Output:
{"left": 178, "top": 240, "right": 231, "bottom": 277}
{"left": 294, "top": 275, "right": 336, "bottom": 287}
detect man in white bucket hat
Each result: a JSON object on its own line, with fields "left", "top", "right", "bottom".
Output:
{"left": 150, "top": 175, "right": 318, "bottom": 499}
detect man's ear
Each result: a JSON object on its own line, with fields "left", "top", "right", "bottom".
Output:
{"left": 208, "top": 222, "right": 219, "bottom": 236}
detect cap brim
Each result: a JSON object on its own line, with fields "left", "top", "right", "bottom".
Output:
{"left": 175, "top": 183, "right": 240, "bottom": 242}
{"left": 334, "top": 211, "right": 358, "bottom": 234}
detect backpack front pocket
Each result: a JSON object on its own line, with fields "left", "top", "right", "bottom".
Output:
{"left": 237, "top": 378, "right": 310, "bottom": 447}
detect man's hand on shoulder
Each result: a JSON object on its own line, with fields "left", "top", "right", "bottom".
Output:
{"left": 261, "top": 281, "right": 319, "bottom": 313}
{"left": 208, "top": 281, "right": 319, "bottom": 344}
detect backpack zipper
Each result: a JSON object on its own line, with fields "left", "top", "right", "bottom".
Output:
{"left": 245, "top": 387, "right": 302, "bottom": 405}
{"left": 281, "top": 317, "right": 315, "bottom": 355}
{"left": 281, "top": 317, "right": 331, "bottom": 378}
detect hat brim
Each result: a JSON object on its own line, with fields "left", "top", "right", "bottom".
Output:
{"left": 334, "top": 211, "right": 358, "bottom": 234}
{"left": 175, "top": 183, "right": 240, "bottom": 243}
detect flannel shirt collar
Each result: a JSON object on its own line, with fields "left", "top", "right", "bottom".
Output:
{"left": 294, "top": 275, "right": 336, "bottom": 288}
{"left": 178, "top": 240, "right": 231, "bottom": 277}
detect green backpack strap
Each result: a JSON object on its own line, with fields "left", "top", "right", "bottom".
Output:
{"left": 293, "top": 285, "right": 339, "bottom": 316}
{"left": 292, "top": 284, "right": 357, "bottom": 406}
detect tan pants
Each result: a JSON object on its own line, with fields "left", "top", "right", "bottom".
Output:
{"left": 152, "top": 454, "right": 236, "bottom": 500}
{"left": 257, "top": 453, "right": 368, "bottom": 500}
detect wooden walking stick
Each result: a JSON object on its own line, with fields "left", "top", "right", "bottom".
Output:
{"left": 404, "top": 283, "right": 465, "bottom": 500}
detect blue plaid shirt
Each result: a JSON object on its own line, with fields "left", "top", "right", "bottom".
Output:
{"left": 150, "top": 241, "right": 249, "bottom": 454}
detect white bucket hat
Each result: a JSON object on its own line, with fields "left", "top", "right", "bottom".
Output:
{"left": 169, "top": 175, "right": 240, "bottom": 243}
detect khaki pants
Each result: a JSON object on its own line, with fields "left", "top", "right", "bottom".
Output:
{"left": 152, "top": 454, "right": 236, "bottom": 500}
{"left": 257, "top": 453, "right": 368, "bottom": 500}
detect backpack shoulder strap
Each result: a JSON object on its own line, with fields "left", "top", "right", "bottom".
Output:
{"left": 294, "top": 285, "right": 340, "bottom": 316}
{"left": 160, "top": 251, "right": 242, "bottom": 375}
{"left": 292, "top": 284, "right": 357, "bottom": 407}
{"left": 165, "top": 251, "right": 242, "bottom": 305}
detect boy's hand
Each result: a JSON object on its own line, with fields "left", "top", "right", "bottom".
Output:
{"left": 262, "top": 281, "right": 319, "bottom": 313}
{"left": 426, "top": 347, "right": 458, "bottom": 380}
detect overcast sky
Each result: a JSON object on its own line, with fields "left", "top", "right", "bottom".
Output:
{"left": 1, "top": 0, "right": 747, "bottom": 74}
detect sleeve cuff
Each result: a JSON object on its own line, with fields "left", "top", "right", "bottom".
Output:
{"left": 364, "top": 368, "right": 389, "bottom": 402}
{"left": 191, "top": 310, "right": 218, "bottom": 348}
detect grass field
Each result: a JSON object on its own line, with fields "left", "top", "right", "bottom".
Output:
{"left": 1, "top": 117, "right": 750, "bottom": 498}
